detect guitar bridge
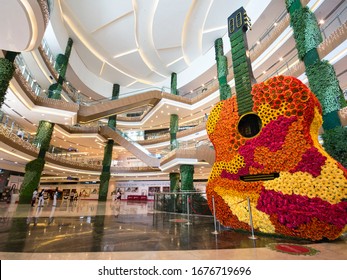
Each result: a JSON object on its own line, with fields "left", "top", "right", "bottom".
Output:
{"left": 240, "top": 173, "right": 279, "bottom": 182}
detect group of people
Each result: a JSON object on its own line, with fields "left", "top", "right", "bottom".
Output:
{"left": 31, "top": 188, "right": 59, "bottom": 207}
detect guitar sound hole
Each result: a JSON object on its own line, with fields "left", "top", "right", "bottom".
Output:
{"left": 238, "top": 113, "right": 262, "bottom": 138}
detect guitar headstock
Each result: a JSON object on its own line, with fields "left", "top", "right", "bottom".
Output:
{"left": 228, "top": 7, "right": 252, "bottom": 36}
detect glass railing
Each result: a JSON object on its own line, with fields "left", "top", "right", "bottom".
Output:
{"left": 154, "top": 191, "right": 212, "bottom": 216}
{"left": 320, "top": 4, "right": 347, "bottom": 40}
{"left": 114, "top": 127, "right": 160, "bottom": 158}
{"left": 248, "top": 9, "right": 288, "bottom": 54}
{"left": 0, "top": 111, "right": 35, "bottom": 143}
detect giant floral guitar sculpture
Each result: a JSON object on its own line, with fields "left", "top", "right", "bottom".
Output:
{"left": 206, "top": 7, "right": 347, "bottom": 240}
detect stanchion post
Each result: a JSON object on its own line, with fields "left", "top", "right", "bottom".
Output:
{"left": 247, "top": 197, "right": 257, "bottom": 240}
{"left": 186, "top": 194, "right": 192, "bottom": 225}
{"left": 211, "top": 195, "right": 219, "bottom": 235}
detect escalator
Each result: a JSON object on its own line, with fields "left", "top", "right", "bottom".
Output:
{"left": 99, "top": 126, "right": 160, "bottom": 167}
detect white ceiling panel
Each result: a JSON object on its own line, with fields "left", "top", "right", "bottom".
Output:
{"left": 157, "top": 46, "right": 185, "bottom": 67}
{"left": 101, "top": 63, "right": 136, "bottom": 86}
{"left": 201, "top": 30, "right": 226, "bottom": 54}
{"left": 167, "top": 58, "right": 189, "bottom": 74}
{"left": 62, "top": 0, "right": 134, "bottom": 33}
{"left": 114, "top": 51, "right": 153, "bottom": 78}
{"left": 92, "top": 13, "right": 137, "bottom": 56}
{"left": 153, "top": 0, "right": 192, "bottom": 50}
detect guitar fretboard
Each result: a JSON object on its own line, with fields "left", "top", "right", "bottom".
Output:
{"left": 230, "top": 28, "right": 256, "bottom": 115}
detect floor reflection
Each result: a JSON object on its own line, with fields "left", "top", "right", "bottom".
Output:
{"left": 0, "top": 200, "right": 346, "bottom": 254}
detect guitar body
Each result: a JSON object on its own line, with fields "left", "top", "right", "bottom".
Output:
{"left": 206, "top": 75, "right": 347, "bottom": 240}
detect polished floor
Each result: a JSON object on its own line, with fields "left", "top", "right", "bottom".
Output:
{"left": 0, "top": 199, "right": 346, "bottom": 260}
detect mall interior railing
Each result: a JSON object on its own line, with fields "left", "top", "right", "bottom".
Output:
{"left": 154, "top": 191, "right": 212, "bottom": 216}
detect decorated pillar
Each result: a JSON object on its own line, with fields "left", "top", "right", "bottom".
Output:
{"left": 98, "top": 84, "right": 119, "bottom": 201}
{"left": 107, "top": 84, "right": 120, "bottom": 129}
{"left": 286, "top": 0, "right": 347, "bottom": 167}
{"left": 285, "top": 0, "right": 346, "bottom": 130}
{"left": 19, "top": 121, "right": 54, "bottom": 204}
{"left": 215, "top": 38, "right": 231, "bottom": 100}
{"left": 180, "top": 164, "right": 194, "bottom": 191}
{"left": 98, "top": 139, "right": 114, "bottom": 201}
{"left": 48, "top": 38, "right": 73, "bottom": 99}
{"left": 0, "top": 51, "right": 19, "bottom": 108}
{"left": 169, "top": 172, "right": 180, "bottom": 192}
{"left": 170, "top": 72, "right": 178, "bottom": 95}
{"left": 170, "top": 114, "right": 179, "bottom": 150}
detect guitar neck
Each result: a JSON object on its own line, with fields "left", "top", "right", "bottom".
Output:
{"left": 228, "top": 8, "right": 256, "bottom": 116}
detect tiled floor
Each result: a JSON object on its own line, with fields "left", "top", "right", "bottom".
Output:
{"left": 0, "top": 200, "right": 346, "bottom": 260}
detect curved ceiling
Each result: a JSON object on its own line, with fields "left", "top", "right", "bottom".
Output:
{"left": 0, "top": 0, "right": 46, "bottom": 52}
{"left": 59, "top": 0, "right": 250, "bottom": 89}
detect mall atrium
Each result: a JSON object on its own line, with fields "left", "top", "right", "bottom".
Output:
{"left": 0, "top": 0, "right": 346, "bottom": 260}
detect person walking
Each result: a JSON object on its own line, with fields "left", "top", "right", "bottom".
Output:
{"left": 37, "top": 189, "right": 45, "bottom": 207}
{"left": 116, "top": 190, "right": 121, "bottom": 201}
{"left": 31, "top": 188, "right": 38, "bottom": 207}
{"left": 52, "top": 188, "right": 59, "bottom": 207}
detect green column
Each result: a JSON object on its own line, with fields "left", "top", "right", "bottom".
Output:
{"left": 170, "top": 173, "right": 180, "bottom": 192}
{"left": 107, "top": 84, "right": 120, "bottom": 129}
{"left": 215, "top": 38, "right": 231, "bottom": 100}
{"left": 285, "top": 0, "right": 346, "bottom": 130}
{"left": 98, "top": 139, "right": 114, "bottom": 201}
{"left": 180, "top": 164, "right": 194, "bottom": 191}
{"left": 99, "top": 84, "right": 119, "bottom": 201}
{"left": 0, "top": 51, "right": 19, "bottom": 108}
{"left": 19, "top": 121, "right": 54, "bottom": 204}
{"left": 170, "top": 72, "right": 178, "bottom": 95}
{"left": 170, "top": 114, "right": 179, "bottom": 150}
{"left": 48, "top": 38, "right": 73, "bottom": 99}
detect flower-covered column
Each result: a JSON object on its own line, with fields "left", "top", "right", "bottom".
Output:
{"left": 98, "top": 84, "right": 119, "bottom": 201}
{"left": 19, "top": 121, "right": 54, "bottom": 204}
{"left": 215, "top": 38, "right": 231, "bottom": 100}
{"left": 285, "top": 0, "right": 347, "bottom": 168}
{"left": 48, "top": 38, "right": 73, "bottom": 99}
{"left": 0, "top": 51, "right": 19, "bottom": 108}
{"left": 285, "top": 0, "right": 346, "bottom": 130}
